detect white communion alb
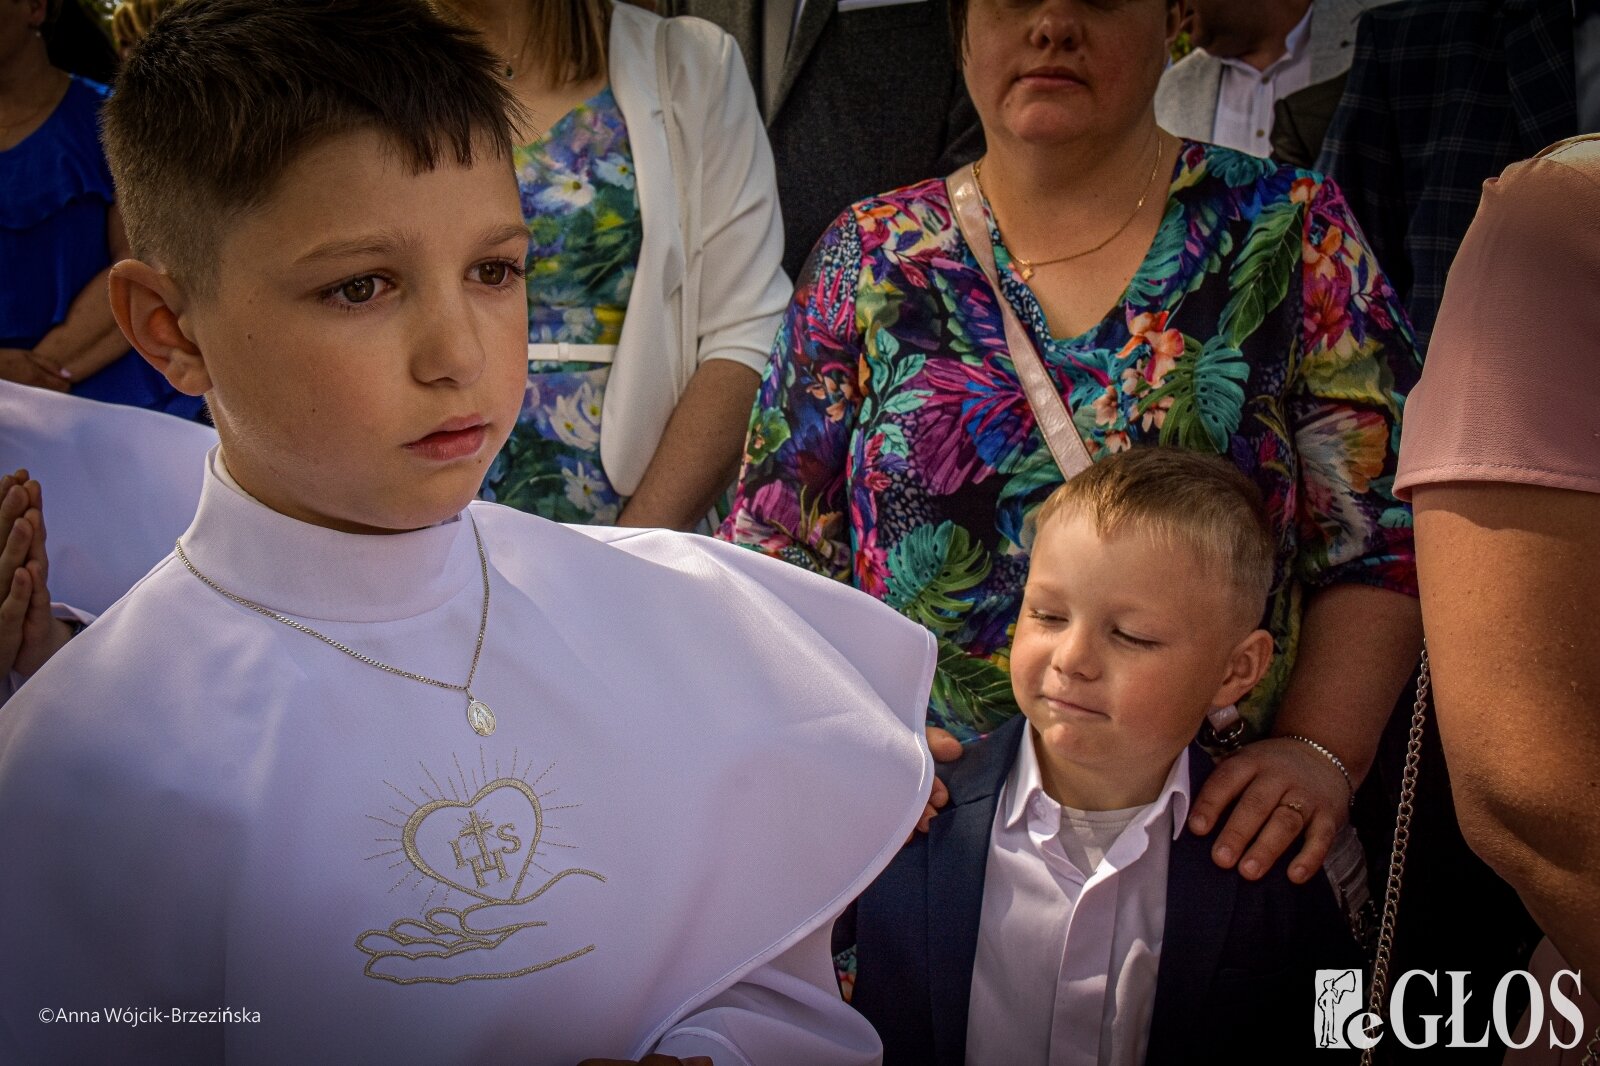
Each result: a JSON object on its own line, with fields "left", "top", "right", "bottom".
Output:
{"left": 0, "top": 452, "right": 935, "bottom": 1065}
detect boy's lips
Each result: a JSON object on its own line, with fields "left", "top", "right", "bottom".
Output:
{"left": 1041, "top": 695, "right": 1108, "bottom": 719}
{"left": 404, "top": 417, "right": 488, "bottom": 462}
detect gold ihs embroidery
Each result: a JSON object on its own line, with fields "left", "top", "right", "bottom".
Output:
{"left": 357, "top": 751, "right": 604, "bottom": 985}
{"left": 449, "top": 809, "right": 520, "bottom": 889}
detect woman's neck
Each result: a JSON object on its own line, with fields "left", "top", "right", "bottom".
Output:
{"left": 979, "top": 117, "right": 1164, "bottom": 233}
{"left": 0, "top": 41, "right": 60, "bottom": 105}
{"left": 449, "top": 0, "right": 558, "bottom": 86}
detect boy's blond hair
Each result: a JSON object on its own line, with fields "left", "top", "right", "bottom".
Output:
{"left": 1036, "top": 447, "right": 1275, "bottom": 622}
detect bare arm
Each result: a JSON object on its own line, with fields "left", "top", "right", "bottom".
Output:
{"left": 1272, "top": 583, "right": 1423, "bottom": 787}
{"left": 617, "top": 360, "right": 761, "bottom": 530}
{"left": 30, "top": 205, "right": 134, "bottom": 383}
{"left": 1189, "top": 583, "right": 1422, "bottom": 881}
{"left": 1413, "top": 483, "right": 1600, "bottom": 977}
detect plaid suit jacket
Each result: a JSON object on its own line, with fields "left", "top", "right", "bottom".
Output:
{"left": 1317, "top": 0, "right": 1581, "bottom": 351}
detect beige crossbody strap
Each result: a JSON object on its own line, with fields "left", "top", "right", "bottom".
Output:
{"left": 946, "top": 164, "right": 1094, "bottom": 480}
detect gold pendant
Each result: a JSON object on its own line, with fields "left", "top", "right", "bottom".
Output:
{"left": 1018, "top": 259, "right": 1035, "bottom": 282}
{"left": 466, "top": 697, "right": 496, "bottom": 737}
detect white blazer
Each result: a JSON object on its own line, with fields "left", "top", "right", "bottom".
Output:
{"left": 601, "top": 3, "right": 790, "bottom": 496}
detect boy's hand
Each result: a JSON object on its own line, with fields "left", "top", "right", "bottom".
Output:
{"left": 1186, "top": 737, "right": 1349, "bottom": 885}
{"left": 0, "top": 470, "right": 75, "bottom": 678}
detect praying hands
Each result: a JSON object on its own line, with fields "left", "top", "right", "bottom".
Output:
{"left": 0, "top": 470, "right": 74, "bottom": 680}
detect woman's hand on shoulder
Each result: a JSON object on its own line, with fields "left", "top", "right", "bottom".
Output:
{"left": 1187, "top": 736, "right": 1352, "bottom": 885}
{"left": 907, "top": 726, "right": 962, "bottom": 842}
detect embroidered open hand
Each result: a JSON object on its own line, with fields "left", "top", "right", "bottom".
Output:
{"left": 356, "top": 889, "right": 601, "bottom": 984}
{"left": 356, "top": 775, "right": 605, "bottom": 984}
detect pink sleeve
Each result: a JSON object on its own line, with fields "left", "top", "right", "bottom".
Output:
{"left": 1395, "top": 137, "right": 1600, "bottom": 498}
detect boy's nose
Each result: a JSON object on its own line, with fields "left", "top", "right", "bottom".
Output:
{"left": 410, "top": 290, "right": 489, "bottom": 386}
{"left": 1048, "top": 625, "right": 1100, "bottom": 681}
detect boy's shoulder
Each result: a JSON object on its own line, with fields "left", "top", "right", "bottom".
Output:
{"left": 0, "top": 552, "right": 250, "bottom": 815}
{"left": 474, "top": 502, "right": 937, "bottom": 666}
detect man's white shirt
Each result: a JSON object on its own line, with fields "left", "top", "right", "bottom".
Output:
{"left": 1211, "top": 4, "right": 1316, "bottom": 156}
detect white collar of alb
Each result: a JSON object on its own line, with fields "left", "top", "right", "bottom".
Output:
{"left": 174, "top": 446, "right": 477, "bottom": 624}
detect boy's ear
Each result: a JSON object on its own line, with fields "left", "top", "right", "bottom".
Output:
{"left": 108, "top": 261, "right": 212, "bottom": 397}
{"left": 1210, "top": 628, "right": 1275, "bottom": 710}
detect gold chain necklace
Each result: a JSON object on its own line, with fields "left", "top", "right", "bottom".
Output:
{"left": 174, "top": 515, "right": 498, "bottom": 737}
{"left": 974, "top": 128, "right": 1167, "bottom": 282}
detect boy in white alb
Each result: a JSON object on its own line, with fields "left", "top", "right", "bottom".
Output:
{"left": 0, "top": 2, "right": 933, "bottom": 1063}
{"left": 848, "top": 449, "right": 1361, "bottom": 1064}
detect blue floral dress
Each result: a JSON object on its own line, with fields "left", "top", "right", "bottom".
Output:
{"left": 479, "top": 86, "right": 642, "bottom": 524}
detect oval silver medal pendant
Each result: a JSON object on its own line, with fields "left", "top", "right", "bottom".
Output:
{"left": 466, "top": 698, "right": 496, "bottom": 737}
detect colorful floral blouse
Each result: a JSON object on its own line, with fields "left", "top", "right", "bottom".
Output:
{"left": 480, "top": 86, "right": 642, "bottom": 525}
{"left": 721, "top": 140, "right": 1421, "bottom": 742}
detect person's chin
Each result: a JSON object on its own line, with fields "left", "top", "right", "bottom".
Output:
{"left": 1006, "top": 113, "right": 1098, "bottom": 148}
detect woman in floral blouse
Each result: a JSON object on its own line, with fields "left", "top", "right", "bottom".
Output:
{"left": 724, "top": 0, "right": 1423, "bottom": 885}
{"left": 442, "top": 0, "right": 788, "bottom": 528}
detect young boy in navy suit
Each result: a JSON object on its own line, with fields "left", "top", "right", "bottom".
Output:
{"left": 849, "top": 447, "right": 1362, "bottom": 1065}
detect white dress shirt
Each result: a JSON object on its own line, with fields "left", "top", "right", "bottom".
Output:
{"left": 966, "top": 727, "right": 1192, "bottom": 1066}
{"left": 1210, "top": 3, "right": 1316, "bottom": 156}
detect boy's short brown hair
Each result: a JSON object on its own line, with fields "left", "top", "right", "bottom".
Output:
{"left": 1035, "top": 447, "right": 1275, "bottom": 622}
{"left": 103, "top": 0, "right": 517, "bottom": 292}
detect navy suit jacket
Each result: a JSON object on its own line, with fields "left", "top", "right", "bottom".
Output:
{"left": 849, "top": 716, "right": 1363, "bottom": 1065}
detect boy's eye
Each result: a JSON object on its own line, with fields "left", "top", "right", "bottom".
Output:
{"left": 474, "top": 258, "right": 526, "bottom": 286}
{"left": 339, "top": 276, "right": 379, "bottom": 303}
{"left": 1115, "top": 630, "right": 1158, "bottom": 648}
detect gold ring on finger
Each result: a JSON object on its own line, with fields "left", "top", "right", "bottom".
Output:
{"left": 1278, "top": 800, "right": 1305, "bottom": 814}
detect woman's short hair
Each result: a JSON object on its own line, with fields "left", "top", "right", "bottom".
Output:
{"left": 111, "top": 0, "right": 178, "bottom": 52}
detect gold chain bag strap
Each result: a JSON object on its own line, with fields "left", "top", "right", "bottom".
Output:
{"left": 1360, "top": 642, "right": 1431, "bottom": 1066}
{"left": 1361, "top": 648, "right": 1600, "bottom": 1065}
{"left": 946, "top": 164, "right": 1095, "bottom": 480}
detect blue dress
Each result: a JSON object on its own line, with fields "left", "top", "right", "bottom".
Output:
{"left": 0, "top": 76, "right": 204, "bottom": 420}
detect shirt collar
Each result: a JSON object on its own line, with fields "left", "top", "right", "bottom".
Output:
{"left": 1002, "top": 723, "right": 1192, "bottom": 842}
{"left": 1217, "top": 2, "right": 1315, "bottom": 78}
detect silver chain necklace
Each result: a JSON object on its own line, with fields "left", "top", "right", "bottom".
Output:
{"left": 173, "top": 515, "right": 497, "bottom": 737}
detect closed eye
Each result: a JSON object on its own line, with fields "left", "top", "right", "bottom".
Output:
{"left": 1114, "top": 630, "right": 1159, "bottom": 648}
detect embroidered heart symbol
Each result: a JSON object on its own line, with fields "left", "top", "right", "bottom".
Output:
{"left": 403, "top": 778, "right": 545, "bottom": 905}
